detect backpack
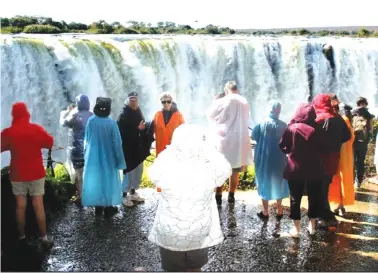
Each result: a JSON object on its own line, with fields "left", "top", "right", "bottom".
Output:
{"left": 352, "top": 115, "right": 369, "bottom": 142}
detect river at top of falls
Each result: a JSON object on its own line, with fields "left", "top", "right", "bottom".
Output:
{"left": 1, "top": 34, "right": 378, "bottom": 167}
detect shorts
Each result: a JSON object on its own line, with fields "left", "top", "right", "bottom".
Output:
{"left": 159, "top": 247, "right": 208, "bottom": 271}
{"left": 232, "top": 166, "right": 247, "bottom": 173}
{"left": 11, "top": 178, "right": 45, "bottom": 196}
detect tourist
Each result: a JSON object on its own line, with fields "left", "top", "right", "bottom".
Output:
{"left": 1, "top": 102, "right": 54, "bottom": 249}
{"left": 81, "top": 97, "right": 126, "bottom": 216}
{"left": 117, "top": 92, "right": 154, "bottom": 207}
{"left": 153, "top": 92, "right": 184, "bottom": 192}
{"left": 207, "top": 81, "right": 253, "bottom": 205}
{"left": 312, "top": 94, "right": 351, "bottom": 230}
{"left": 251, "top": 102, "right": 289, "bottom": 219}
{"left": 279, "top": 103, "right": 323, "bottom": 236}
{"left": 351, "top": 97, "right": 374, "bottom": 188}
{"left": 329, "top": 103, "right": 355, "bottom": 216}
{"left": 60, "top": 94, "right": 93, "bottom": 205}
{"left": 148, "top": 124, "right": 231, "bottom": 272}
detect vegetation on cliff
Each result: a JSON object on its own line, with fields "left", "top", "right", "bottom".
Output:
{"left": 0, "top": 16, "right": 236, "bottom": 35}
{"left": 1, "top": 16, "right": 377, "bottom": 37}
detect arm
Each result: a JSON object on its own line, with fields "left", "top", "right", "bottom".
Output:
{"left": 341, "top": 118, "right": 352, "bottom": 143}
{"left": 206, "top": 99, "right": 223, "bottom": 121}
{"left": 369, "top": 116, "right": 374, "bottom": 135}
{"left": 112, "top": 121, "right": 127, "bottom": 170}
{"left": 1, "top": 130, "right": 10, "bottom": 152}
{"left": 251, "top": 125, "right": 260, "bottom": 143}
{"left": 60, "top": 109, "right": 75, "bottom": 128}
{"left": 279, "top": 129, "right": 293, "bottom": 154}
{"left": 36, "top": 125, "right": 54, "bottom": 149}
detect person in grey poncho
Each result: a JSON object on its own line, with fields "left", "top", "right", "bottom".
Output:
{"left": 60, "top": 94, "right": 93, "bottom": 205}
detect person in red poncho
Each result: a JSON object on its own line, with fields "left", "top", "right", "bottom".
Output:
{"left": 312, "top": 94, "right": 351, "bottom": 230}
{"left": 1, "top": 102, "right": 54, "bottom": 249}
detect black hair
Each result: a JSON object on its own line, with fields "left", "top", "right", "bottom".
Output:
{"left": 356, "top": 97, "right": 368, "bottom": 107}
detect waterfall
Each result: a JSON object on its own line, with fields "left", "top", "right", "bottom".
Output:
{"left": 1, "top": 34, "right": 378, "bottom": 167}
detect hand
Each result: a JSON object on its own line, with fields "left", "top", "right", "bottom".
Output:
{"left": 138, "top": 121, "right": 146, "bottom": 131}
{"left": 67, "top": 104, "right": 74, "bottom": 112}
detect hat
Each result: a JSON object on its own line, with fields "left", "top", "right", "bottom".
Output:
{"left": 128, "top": 92, "right": 138, "bottom": 99}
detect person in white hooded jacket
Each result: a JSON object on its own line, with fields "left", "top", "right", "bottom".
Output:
{"left": 148, "top": 124, "right": 232, "bottom": 272}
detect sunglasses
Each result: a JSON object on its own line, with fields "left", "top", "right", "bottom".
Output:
{"left": 161, "top": 100, "right": 172, "bottom": 104}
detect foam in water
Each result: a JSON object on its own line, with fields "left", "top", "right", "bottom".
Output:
{"left": 1, "top": 34, "right": 378, "bottom": 167}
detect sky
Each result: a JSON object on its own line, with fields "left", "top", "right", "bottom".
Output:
{"left": 1, "top": 0, "right": 378, "bottom": 29}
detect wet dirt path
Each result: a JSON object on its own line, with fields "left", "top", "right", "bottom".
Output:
{"left": 2, "top": 184, "right": 378, "bottom": 272}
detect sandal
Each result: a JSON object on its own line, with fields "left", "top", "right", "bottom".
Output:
{"left": 257, "top": 211, "right": 269, "bottom": 219}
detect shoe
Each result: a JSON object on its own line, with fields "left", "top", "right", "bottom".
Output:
{"left": 17, "top": 238, "right": 28, "bottom": 248}
{"left": 257, "top": 211, "right": 269, "bottom": 219}
{"left": 95, "top": 206, "right": 104, "bottom": 215}
{"left": 104, "top": 206, "right": 118, "bottom": 217}
{"left": 215, "top": 195, "right": 222, "bottom": 206}
{"left": 307, "top": 222, "right": 315, "bottom": 235}
{"left": 123, "top": 197, "right": 134, "bottom": 207}
{"left": 289, "top": 227, "right": 300, "bottom": 238}
{"left": 38, "top": 238, "right": 54, "bottom": 251}
{"left": 129, "top": 192, "right": 145, "bottom": 202}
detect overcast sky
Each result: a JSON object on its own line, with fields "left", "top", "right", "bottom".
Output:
{"left": 1, "top": 0, "right": 378, "bottom": 29}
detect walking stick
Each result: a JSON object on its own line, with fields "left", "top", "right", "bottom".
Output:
{"left": 47, "top": 149, "right": 55, "bottom": 177}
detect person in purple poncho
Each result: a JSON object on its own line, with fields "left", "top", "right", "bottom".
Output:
{"left": 279, "top": 103, "right": 323, "bottom": 237}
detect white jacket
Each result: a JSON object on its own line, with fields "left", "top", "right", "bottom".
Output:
{"left": 148, "top": 124, "right": 232, "bottom": 251}
{"left": 207, "top": 93, "right": 253, "bottom": 168}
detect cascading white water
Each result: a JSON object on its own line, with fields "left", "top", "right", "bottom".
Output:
{"left": 1, "top": 34, "right": 378, "bottom": 167}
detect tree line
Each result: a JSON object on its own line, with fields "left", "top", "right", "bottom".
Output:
{"left": 0, "top": 16, "right": 376, "bottom": 37}
{"left": 244, "top": 28, "right": 378, "bottom": 37}
{"left": 0, "top": 16, "right": 236, "bottom": 35}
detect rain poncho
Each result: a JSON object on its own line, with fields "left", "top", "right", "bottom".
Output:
{"left": 60, "top": 95, "right": 93, "bottom": 169}
{"left": 1, "top": 102, "right": 54, "bottom": 182}
{"left": 82, "top": 115, "right": 126, "bottom": 207}
{"left": 148, "top": 124, "right": 231, "bottom": 251}
{"left": 207, "top": 93, "right": 253, "bottom": 169}
{"left": 252, "top": 102, "right": 289, "bottom": 200}
{"left": 329, "top": 115, "right": 355, "bottom": 206}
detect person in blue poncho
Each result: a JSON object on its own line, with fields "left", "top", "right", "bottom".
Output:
{"left": 60, "top": 94, "right": 93, "bottom": 205}
{"left": 82, "top": 97, "right": 126, "bottom": 216}
{"left": 251, "top": 102, "right": 289, "bottom": 219}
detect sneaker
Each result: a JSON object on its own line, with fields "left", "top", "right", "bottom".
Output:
{"left": 129, "top": 192, "right": 145, "bottom": 202}
{"left": 123, "top": 197, "right": 134, "bottom": 207}
{"left": 289, "top": 227, "right": 300, "bottom": 238}
{"left": 307, "top": 222, "right": 316, "bottom": 235}
{"left": 39, "top": 238, "right": 54, "bottom": 251}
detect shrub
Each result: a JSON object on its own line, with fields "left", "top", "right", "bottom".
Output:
{"left": 139, "top": 151, "right": 256, "bottom": 190}
{"left": 45, "top": 163, "right": 71, "bottom": 184}
{"left": 23, "top": 24, "right": 61, "bottom": 34}
{"left": 0, "top": 26, "right": 23, "bottom": 34}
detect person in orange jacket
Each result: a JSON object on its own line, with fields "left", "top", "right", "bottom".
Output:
{"left": 153, "top": 92, "right": 184, "bottom": 191}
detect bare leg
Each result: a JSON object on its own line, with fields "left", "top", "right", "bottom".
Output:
{"left": 15, "top": 195, "right": 27, "bottom": 239}
{"left": 215, "top": 186, "right": 223, "bottom": 196}
{"left": 229, "top": 172, "right": 239, "bottom": 193}
{"left": 277, "top": 199, "right": 283, "bottom": 215}
{"left": 290, "top": 220, "right": 301, "bottom": 237}
{"left": 262, "top": 199, "right": 269, "bottom": 216}
{"left": 75, "top": 174, "right": 81, "bottom": 197}
{"left": 31, "top": 196, "right": 47, "bottom": 237}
